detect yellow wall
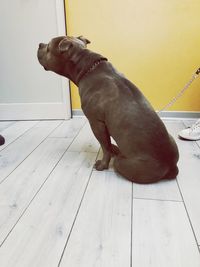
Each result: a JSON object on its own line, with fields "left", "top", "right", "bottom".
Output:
{"left": 65, "top": 0, "right": 200, "bottom": 111}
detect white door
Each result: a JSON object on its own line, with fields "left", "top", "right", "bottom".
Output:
{"left": 0, "top": 0, "right": 71, "bottom": 120}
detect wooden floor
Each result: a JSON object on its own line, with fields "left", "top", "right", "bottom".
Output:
{"left": 0, "top": 117, "right": 200, "bottom": 267}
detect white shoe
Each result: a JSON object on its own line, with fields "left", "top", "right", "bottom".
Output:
{"left": 179, "top": 119, "right": 200, "bottom": 140}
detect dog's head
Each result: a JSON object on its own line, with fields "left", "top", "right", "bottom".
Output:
{"left": 37, "top": 35, "right": 90, "bottom": 75}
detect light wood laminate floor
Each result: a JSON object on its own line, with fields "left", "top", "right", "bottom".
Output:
{"left": 0, "top": 117, "right": 200, "bottom": 267}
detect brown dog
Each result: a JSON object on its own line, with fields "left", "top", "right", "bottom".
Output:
{"left": 37, "top": 36, "right": 179, "bottom": 184}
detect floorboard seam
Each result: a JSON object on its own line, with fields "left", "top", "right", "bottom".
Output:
{"left": 176, "top": 178, "right": 200, "bottom": 253}
{"left": 57, "top": 151, "right": 99, "bottom": 267}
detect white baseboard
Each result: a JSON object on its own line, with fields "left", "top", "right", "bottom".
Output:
{"left": 157, "top": 111, "right": 200, "bottom": 119}
{"left": 72, "top": 109, "right": 85, "bottom": 117}
{"left": 72, "top": 109, "right": 200, "bottom": 119}
{"left": 0, "top": 103, "right": 71, "bottom": 120}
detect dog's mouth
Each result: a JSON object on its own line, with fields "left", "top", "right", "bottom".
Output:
{"left": 37, "top": 46, "right": 49, "bottom": 70}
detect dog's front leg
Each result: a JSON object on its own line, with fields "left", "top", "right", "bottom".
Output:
{"left": 89, "top": 120, "right": 113, "bottom": 171}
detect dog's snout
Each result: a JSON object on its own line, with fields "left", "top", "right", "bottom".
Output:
{"left": 39, "top": 43, "right": 45, "bottom": 49}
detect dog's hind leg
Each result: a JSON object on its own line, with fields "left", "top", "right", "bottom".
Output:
{"left": 113, "top": 155, "right": 169, "bottom": 184}
{"left": 110, "top": 144, "right": 120, "bottom": 156}
{"left": 162, "top": 165, "right": 179, "bottom": 180}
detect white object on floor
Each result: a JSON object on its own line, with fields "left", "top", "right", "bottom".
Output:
{"left": 178, "top": 119, "right": 200, "bottom": 140}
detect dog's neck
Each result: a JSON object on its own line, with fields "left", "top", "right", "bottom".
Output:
{"left": 63, "top": 49, "right": 107, "bottom": 85}
{"left": 77, "top": 58, "right": 107, "bottom": 84}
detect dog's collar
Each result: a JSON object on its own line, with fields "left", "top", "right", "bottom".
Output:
{"left": 77, "top": 58, "right": 107, "bottom": 83}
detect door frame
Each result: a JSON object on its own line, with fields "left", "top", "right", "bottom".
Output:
{"left": 56, "top": 0, "right": 72, "bottom": 120}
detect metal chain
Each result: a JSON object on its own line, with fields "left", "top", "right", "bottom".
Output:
{"left": 158, "top": 68, "right": 200, "bottom": 113}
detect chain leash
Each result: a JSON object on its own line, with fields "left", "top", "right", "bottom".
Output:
{"left": 158, "top": 68, "right": 200, "bottom": 113}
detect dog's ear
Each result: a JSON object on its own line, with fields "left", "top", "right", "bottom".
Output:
{"left": 58, "top": 38, "right": 73, "bottom": 53}
{"left": 77, "top": 36, "right": 91, "bottom": 45}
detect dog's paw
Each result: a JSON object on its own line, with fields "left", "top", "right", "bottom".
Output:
{"left": 94, "top": 160, "right": 108, "bottom": 171}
